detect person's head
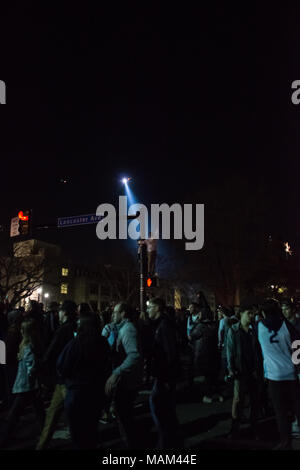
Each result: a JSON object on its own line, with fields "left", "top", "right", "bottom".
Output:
{"left": 18, "top": 319, "right": 41, "bottom": 359}
{"left": 147, "top": 297, "right": 165, "bottom": 321}
{"left": 77, "top": 302, "right": 92, "bottom": 316}
{"left": 77, "top": 314, "right": 99, "bottom": 337}
{"left": 59, "top": 300, "right": 77, "bottom": 324}
{"left": 188, "top": 302, "right": 199, "bottom": 316}
{"left": 197, "top": 291, "right": 210, "bottom": 310}
{"left": 49, "top": 301, "right": 59, "bottom": 312}
{"left": 239, "top": 305, "right": 255, "bottom": 326}
{"left": 20, "top": 319, "right": 36, "bottom": 341}
{"left": 200, "top": 307, "right": 213, "bottom": 321}
{"left": 165, "top": 305, "right": 176, "bottom": 320}
{"left": 25, "top": 299, "right": 39, "bottom": 313}
{"left": 281, "top": 299, "right": 295, "bottom": 320}
{"left": 111, "top": 302, "right": 133, "bottom": 324}
{"left": 261, "top": 298, "right": 282, "bottom": 320}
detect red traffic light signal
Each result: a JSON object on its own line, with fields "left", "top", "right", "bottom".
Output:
{"left": 147, "top": 276, "right": 158, "bottom": 288}
{"left": 18, "top": 211, "right": 29, "bottom": 221}
{"left": 18, "top": 210, "right": 31, "bottom": 236}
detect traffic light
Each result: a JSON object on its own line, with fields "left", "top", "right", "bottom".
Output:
{"left": 18, "top": 210, "right": 31, "bottom": 236}
{"left": 146, "top": 276, "right": 158, "bottom": 288}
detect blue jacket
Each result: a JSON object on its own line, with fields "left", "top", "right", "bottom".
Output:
{"left": 12, "top": 345, "right": 38, "bottom": 393}
{"left": 112, "top": 319, "right": 143, "bottom": 391}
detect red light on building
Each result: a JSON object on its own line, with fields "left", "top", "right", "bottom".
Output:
{"left": 147, "top": 278, "right": 152, "bottom": 287}
{"left": 18, "top": 211, "right": 29, "bottom": 221}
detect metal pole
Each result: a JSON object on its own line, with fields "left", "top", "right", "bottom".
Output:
{"left": 139, "top": 241, "right": 147, "bottom": 315}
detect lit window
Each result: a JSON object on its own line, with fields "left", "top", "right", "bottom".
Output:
{"left": 62, "top": 268, "right": 69, "bottom": 277}
{"left": 61, "top": 283, "right": 68, "bottom": 294}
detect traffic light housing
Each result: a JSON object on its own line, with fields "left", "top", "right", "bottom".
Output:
{"left": 18, "top": 210, "right": 31, "bottom": 236}
{"left": 146, "top": 276, "right": 158, "bottom": 288}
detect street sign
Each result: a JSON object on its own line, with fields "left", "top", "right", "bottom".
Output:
{"left": 10, "top": 216, "right": 19, "bottom": 237}
{"left": 57, "top": 214, "right": 104, "bottom": 228}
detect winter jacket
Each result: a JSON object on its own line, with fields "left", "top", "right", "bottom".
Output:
{"left": 57, "top": 336, "right": 111, "bottom": 391}
{"left": 43, "top": 311, "right": 60, "bottom": 349}
{"left": 190, "top": 320, "right": 218, "bottom": 374}
{"left": 150, "top": 314, "right": 181, "bottom": 383}
{"left": 112, "top": 319, "right": 143, "bottom": 391}
{"left": 12, "top": 345, "right": 39, "bottom": 393}
{"left": 226, "top": 322, "right": 263, "bottom": 378}
{"left": 42, "top": 319, "right": 77, "bottom": 385}
{"left": 221, "top": 316, "right": 239, "bottom": 358}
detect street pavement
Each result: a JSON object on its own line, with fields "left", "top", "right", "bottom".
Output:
{"left": 1, "top": 376, "right": 300, "bottom": 451}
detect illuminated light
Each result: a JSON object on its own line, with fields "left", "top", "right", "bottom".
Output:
{"left": 37, "top": 287, "right": 42, "bottom": 294}
{"left": 18, "top": 211, "right": 29, "bottom": 221}
{"left": 44, "top": 293, "right": 49, "bottom": 298}
{"left": 278, "top": 286, "right": 287, "bottom": 294}
{"left": 147, "top": 278, "right": 152, "bottom": 287}
{"left": 121, "top": 177, "right": 132, "bottom": 184}
{"left": 284, "top": 242, "right": 292, "bottom": 256}
{"left": 271, "top": 285, "right": 275, "bottom": 289}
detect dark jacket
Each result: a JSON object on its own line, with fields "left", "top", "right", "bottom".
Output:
{"left": 57, "top": 335, "right": 111, "bottom": 392}
{"left": 150, "top": 314, "right": 181, "bottom": 383}
{"left": 43, "top": 311, "right": 60, "bottom": 349}
{"left": 42, "top": 319, "right": 77, "bottom": 385}
{"left": 227, "top": 322, "right": 263, "bottom": 378}
{"left": 190, "top": 319, "right": 218, "bottom": 374}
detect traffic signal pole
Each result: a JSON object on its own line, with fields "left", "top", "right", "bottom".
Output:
{"left": 139, "top": 240, "right": 147, "bottom": 315}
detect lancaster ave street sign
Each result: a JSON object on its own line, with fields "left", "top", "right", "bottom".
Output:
{"left": 57, "top": 214, "right": 103, "bottom": 228}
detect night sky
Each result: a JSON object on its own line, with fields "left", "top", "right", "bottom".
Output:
{"left": 0, "top": 4, "right": 299, "bottom": 269}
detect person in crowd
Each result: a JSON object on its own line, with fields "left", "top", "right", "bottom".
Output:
{"left": 281, "top": 299, "right": 300, "bottom": 437}
{"left": 105, "top": 302, "right": 143, "bottom": 448}
{"left": 186, "top": 303, "right": 201, "bottom": 387}
{"left": 145, "top": 232, "right": 158, "bottom": 276}
{"left": 219, "top": 307, "right": 239, "bottom": 379}
{"left": 38, "top": 303, "right": 46, "bottom": 321}
{"left": 258, "top": 298, "right": 300, "bottom": 450}
{"left": 174, "top": 308, "right": 188, "bottom": 352}
{"left": 0, "top": 303, "right": 8, "bottom": 406}
{"left": 99, "top": 306, "right": 113, "bottom": 330}
{"left": 36, "top": 300, "right": 77, "bottom": 450}
{"left": 226, "top": 305, "right": 264, "bottom": 439}
{"left": 57, "top": 315, "right": 111, "bottom": 449}
{"left": 26, "top": 300, "right": 44, "bottom": 336}
{"left": 147, "top": 297, "right": 180, "bottom": 449}
{"left": 100, "top": 318, "right": 119, "bottom": 424}
{"left": 77, "top": 302, "right": 92, "bottom": 317}
{"left": 43, "top": 301, "right": 60, "bottom": 350}
{"left": 3, "top": 310, "right": 23, "bottom": 408}
{"left": 190, "top": 307, "right": 222, "bottom": 403}
{"left": 281, "top": 299, "right": 300, "bottom": 332}
{"left": 0, "top": 319, "right": 45, "bottom": 447}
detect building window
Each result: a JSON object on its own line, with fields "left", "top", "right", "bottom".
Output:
{"left": 62, "top": 268, "right": 69, "bottom": 277}
{"left": 61, "top": 283, "right": 68, "bottom": 294}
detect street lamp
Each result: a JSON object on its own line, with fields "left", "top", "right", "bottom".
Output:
{"left": 44, "top": 293, "right": 49, "bottom": 310}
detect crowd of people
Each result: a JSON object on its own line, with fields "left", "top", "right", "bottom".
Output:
{"left": 0, "top": 294, "right": 300, "bottom": 450}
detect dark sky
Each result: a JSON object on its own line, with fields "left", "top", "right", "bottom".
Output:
{"left": 0, "top": 4, "right": 299, "bottom": 266}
